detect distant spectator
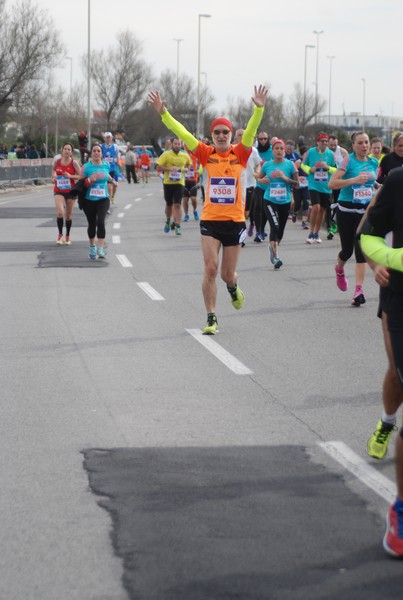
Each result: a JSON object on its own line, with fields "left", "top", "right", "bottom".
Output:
{"left": 27, "top": 144, "right": 40, "bottom": 159}
{"left": 7, "top": 147, "right": 17, "bottom": 160}
{"left": 0, "top": 144, "right": 7, "bottom": 159}
{"left": 124, "top": 145, "right": 138, "bottom": 183}
{"left": 16, "top": 144, "right": 26, "bottom": 159}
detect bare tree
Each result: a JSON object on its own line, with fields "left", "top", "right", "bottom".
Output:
{"left": 225, "top": 87, "right": 287, "bottom": 135}
{"left": 157, "top": 69, "right": 214, "bottom": 135}
{"left": 0, "top": 0, "right": 63, "bottom": 113}
{"left": 83, "top": 30, "right": 152, "bottom": 132}
{"left": 286, "top": 83, "right": 326, "bottom": 133}
{"left": 226, "top": 97, "right": 251, "bottom": 131}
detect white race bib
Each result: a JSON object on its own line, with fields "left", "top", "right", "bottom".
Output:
{"left": 56, "top": 176, "right": 71, "bottom": 190}
{"left": 186, "top": 168, "right": 195, "bottom": 179}
{"left": 269, "top": 183, "right": 287, "bottom": 201}
{"left": 352, "top": 184, "right": 373, "bottom": 203}
{"left": 89, "top": 183, "right": 107, "bottom": 199}
{"left": 298, "top": 176, "right": 308, "bottom": 188}
{"left": 209, "top": 177, "right": 236, "bottom": 204}
{"left": 168, "top": 170, "right": 181, "bottom": 181}
{"left": 314, "top": 168, "right": 328, "bottom": 182}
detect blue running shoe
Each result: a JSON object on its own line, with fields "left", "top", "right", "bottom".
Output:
{"left": 89, "top": 245, "right": 97, "bottom": 260}
{"left": 183, "top": 214, "right": 190, "bottom": 222}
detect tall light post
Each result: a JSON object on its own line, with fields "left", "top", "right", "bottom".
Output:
{"left": 313, "top": 30, "right": 324, "bottom": 123}
{"left": 87, "top": 0, "right": 91, "bottom": 148}
{"left": 173, "top": 38, "right": 183, "bottom": 97}
{"left": 201, "top": 71, "right": 207, "bottom": 131}
{"left": 327, "top": 55, "right": 335, "bottom": 125}
{"left": 303, "top": 44, "right": 315, "bottom": 128}
{"left": 362, "top": 78, "right": 366, "bottom": 131}
{"left": 197, "top": 14, "right": 211, "bottom": 139}
{"left": 66, "top": 56, "right": 73, "bottom": 110}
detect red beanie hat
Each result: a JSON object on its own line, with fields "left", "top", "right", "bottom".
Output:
{"left": 210, "top": 118, "right": 233, "bottom": 134}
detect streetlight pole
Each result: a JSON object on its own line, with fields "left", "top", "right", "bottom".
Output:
{"left": 66, "top": 56, "right": 73, "bottom": 110}
{"left": 327, "top": 55, "right": 335, "bottom": 125}
{"left": 173, "top": 38, "right": 183, "bottom": 97}
{"left": 303, "top": 44, "right": 315, "bottom": 128}
{"left": 87, "top": 0, "right": 91, "bottom": 148}
{"left": 201, "top": 71, "right": 207, "bottom": 131}
{"left": 362, "top": 78, "right": 366, "bottom": 131}
{"left": 197, "top": 14, "right": 211, "bottom": 139}
{"left": 313, "top": 30, "right": 324, "bottom": 123}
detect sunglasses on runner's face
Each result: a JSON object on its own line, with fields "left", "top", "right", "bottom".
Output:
{"left": 258, "top": 137, "right": 268, "bottom": 141}
{"left": 213, "top": 129, "right": 231, "bottom": 136}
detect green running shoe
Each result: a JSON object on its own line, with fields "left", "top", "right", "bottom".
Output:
{"left": 229, "top": 285, "right": 244, "bottom": 310}
{"left": 203, "top": 314, "right": 218, "bottom": 335}
{"left": 164, "top": 219, "right": 170, "bottom": 233}
{"left": 367, "top": 420, "right": 397, "bottom": 459}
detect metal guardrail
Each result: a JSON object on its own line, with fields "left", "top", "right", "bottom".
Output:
{"left": 0, "top": 158, "right": 54, "bottom": 189}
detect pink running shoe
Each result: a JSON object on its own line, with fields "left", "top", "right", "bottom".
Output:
{"left": 335, "top": 265, "right": 348, "bottom": 291}
{"left": 384, "top": 502, "right": 403, "bottom": 557}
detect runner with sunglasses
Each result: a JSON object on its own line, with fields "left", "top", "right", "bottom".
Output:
{"left": 148, "top": 85, "right": 268, "bottom": 334}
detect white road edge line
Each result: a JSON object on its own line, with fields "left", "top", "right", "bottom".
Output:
{"left": 112, "top": 235, "right": 121, "bottom": 244}
{"left": 124, "top": 204, "right": 132, "bottom": 210}
{"left": 318, "top": 440, "right": 396, "bottom": 504}
{"left": 116, "top": 254, "right": 132, "bottom": 268}
{"left": 186, "top": 328, "right": 253, "bottom": 375}
{"left": 113, "top": 222, "right": 121, "bottom": 229}
{"left": 137, "top": 282, "right": 165, "bottom": 301}
{"left": 117, "top": 212, "right": 124, "bottom": 218}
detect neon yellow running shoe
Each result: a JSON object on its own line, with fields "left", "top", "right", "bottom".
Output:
{"left": 203, "top": 314, "right": 218, "bottom": 335}
{"left": 367, "top": 420, "right": 397, "bottom": 459}
{"left": 229, "top": 285, "right": 245, "bottom": 310}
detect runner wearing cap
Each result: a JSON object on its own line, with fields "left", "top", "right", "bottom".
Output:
{"left": 101, "top": 132, "right": 119, "bottom": 202}
{"left": 148, "top": 85, "right": 268, "bottom": 334}
{"left": 301, "top": 132, "right": 337, "bottom": 243}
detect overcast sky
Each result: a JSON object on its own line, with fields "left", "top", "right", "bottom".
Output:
{"left": 33, "top": 0, "right": 402, "bottom": 121}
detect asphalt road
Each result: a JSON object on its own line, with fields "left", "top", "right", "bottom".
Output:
{"left": 0, "top": 179, "right": 401, "bottom": 600}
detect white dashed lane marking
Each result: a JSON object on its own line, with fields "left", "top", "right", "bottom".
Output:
{"left": 117, "top": 212, "right": 124, "bottom": 218}
{"left": 116, "top": 254, "right": 133, "bottom": 268}
{"left": 318, "top": 440, "right": 396, "bottom": 504}
{"left": 137, "top": 282, "right": 165, "bottom": 301}
{"left": 186, "top": 329, "right": 253, "bottom": 375}
{"left": 112, "top": 235, "right": 121, "bottom": 244}
{"left": 113, "top": 222, "right": 121, "bottom": 229}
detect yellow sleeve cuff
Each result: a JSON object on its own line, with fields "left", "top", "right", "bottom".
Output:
{"left": 360, "top": 234, "right": 403, "bottom": 272}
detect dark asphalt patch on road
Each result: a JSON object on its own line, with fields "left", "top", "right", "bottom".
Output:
{"left": 82, "top": 445, "right": 403, "bottom": 600}
{"left": 38, "top": 244, "right": 109, "bottom": 268}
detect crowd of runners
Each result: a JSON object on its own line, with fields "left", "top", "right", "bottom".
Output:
{"left": 46, "top": 85, "right": 403, "bottom": 558}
